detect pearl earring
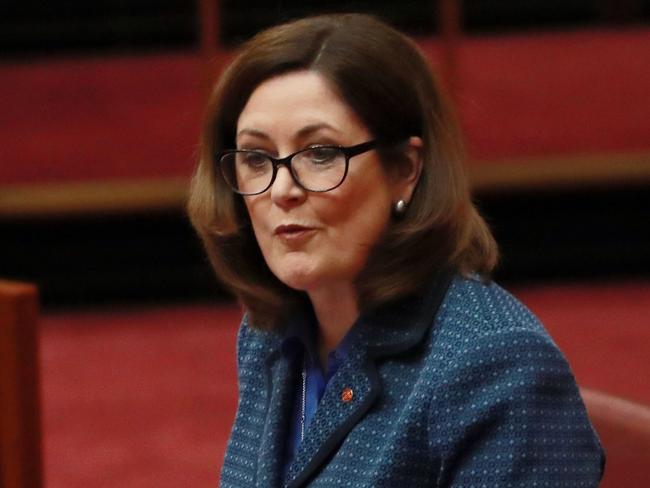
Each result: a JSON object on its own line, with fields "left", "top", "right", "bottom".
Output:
{"left": 394, "top": 199, "right": 407, "bottom": 215}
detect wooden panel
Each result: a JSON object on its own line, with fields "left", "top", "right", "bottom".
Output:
{"left": 437, "top": 0, "right": 462, "bottom": 95}
{"left": 199, "top": 0, "right": 221, "bottom": 92}
{"left": 0, "top": 280, "right": 42, "bottom": 488}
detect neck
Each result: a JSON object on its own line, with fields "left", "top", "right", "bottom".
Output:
{"left": 307, "top": 282, "right": 359, "bottom": 370}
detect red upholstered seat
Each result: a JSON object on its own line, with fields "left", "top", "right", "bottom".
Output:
{"left": 581, "top": 387, "right": 650, "bottom": 487}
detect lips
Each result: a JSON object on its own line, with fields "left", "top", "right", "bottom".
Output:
{"left": 274, "top": 224, "right": 314, "bottom": 235}
{"left": 273, "top": 224, "right": 317, "bottom": 242}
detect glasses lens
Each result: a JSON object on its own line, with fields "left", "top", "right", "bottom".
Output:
{"left": 220, "top": 151, "right": 273, "bottom": 194}
{"left": 292, "top": 147, "right": 346, "bottom": 191}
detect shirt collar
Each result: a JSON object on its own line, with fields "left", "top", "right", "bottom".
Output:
{"left": 280, "top": 302, "right": 358, "bottom": 370}
{"left": 280, "top": 302, "right": 318, "bottom": 363}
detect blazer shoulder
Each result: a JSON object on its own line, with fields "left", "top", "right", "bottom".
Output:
{"left": 437, "top": 275, "right": 548, "bottom": 340}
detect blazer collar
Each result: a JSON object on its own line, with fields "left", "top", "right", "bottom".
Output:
{"left": 357, "top": 269, "right": 454, "bottom": 357}
{"left": 263, "top": 269, "right": 454, "bottom": 360}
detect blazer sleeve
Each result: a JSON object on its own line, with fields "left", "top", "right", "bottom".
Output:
{"left": 220, "top": 316, "right": 259, "bottom": 487}
{"left": 429, "top": 328, "right": 605, "bottom": 487}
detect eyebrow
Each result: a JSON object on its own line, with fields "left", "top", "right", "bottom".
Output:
{"left": 236, "top": 123, "right": 341, "bottom": 143}
{"left": 236, "top": 128, "right": 268, "bottom": 141}
{"left": 296, "top": 123, "right": 340, "bottom": 138}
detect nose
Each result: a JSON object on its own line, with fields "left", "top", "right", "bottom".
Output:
{"left": 270, "top": 165, "right": 306, "bottom": 208}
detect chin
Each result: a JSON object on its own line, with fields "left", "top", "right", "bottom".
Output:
{"left": 271, "top": 258, "right": 321, "bottom": 292}
{"left": 276, "top": 268, "right": 323, "bottom": 292}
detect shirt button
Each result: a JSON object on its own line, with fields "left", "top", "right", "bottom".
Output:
{"left": 341, "top": 387, "right": 354, "bottom": 403}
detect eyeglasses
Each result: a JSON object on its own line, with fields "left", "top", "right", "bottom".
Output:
{"left": 216, "top": 140, "right": 377, "bottom": 195}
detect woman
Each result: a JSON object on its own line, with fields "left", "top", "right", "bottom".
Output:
{"left": 189, "top": 13, "right": 604, "bottom": 487}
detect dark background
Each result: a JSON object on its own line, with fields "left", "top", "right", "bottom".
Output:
{"left": 2, "top": 0, "right": 649, "bottom": 57}
{"left": 2, "top": 0, "right": 649, "bottom": 307}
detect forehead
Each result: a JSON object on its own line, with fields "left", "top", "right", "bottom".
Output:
{"left": 236, "top": 70, "right": 369, "bottom": 140}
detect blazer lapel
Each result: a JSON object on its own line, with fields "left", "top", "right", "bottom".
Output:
{"left": 256, "top": 349, "right": 298, "bottom": 488}
{"left": 285, "top": 350, "right": 380, "bottom": 488}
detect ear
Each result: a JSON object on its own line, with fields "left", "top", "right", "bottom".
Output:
{"left": 392, "top": 136, "right": 423, "bottom": 204}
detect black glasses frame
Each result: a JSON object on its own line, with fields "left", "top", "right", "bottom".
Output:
{"left": 216, "top": 140, "right": 378, "bottom": 195}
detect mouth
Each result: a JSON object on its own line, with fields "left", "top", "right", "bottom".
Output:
{"left": 274, "top": 224, "right": 315, "bottom": 236}
{"left": 273, "top": 224, "right": 317, "bottom": 242}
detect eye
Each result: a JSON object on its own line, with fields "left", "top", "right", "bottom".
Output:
{"left": 239, "top": 151, "right": 269, "bottom": 169}
{"left": 303, "top": 146, "right": 339, "bottom": 165}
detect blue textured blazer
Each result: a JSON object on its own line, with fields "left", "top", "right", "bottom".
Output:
{"left": 220, "top": 274, "right": 605, "bottom": 487}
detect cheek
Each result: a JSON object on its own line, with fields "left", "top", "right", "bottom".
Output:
{"left": 321, "top": 188, "right": 392, "bottom": 253}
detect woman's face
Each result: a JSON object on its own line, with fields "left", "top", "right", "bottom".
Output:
{"left": 236, "top": 70, "right": 419, "bottom": 295}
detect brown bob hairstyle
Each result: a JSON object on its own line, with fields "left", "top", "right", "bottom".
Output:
{"left": 188, "top": 13, "right": 498, "bottom": 329}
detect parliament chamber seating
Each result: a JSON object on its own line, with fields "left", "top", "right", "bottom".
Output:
{"left": 581, "top": 388, "right": 650, "bottom": 488}
{"left": 32, "top": 285, "right": 650, "bottom": 487}
{"left": 1, "top": 27, "right": 649, "bottom": 216}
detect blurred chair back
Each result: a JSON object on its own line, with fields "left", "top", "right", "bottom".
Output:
{"left": 0, "top": 280, "right": 43, "bottom": 488}
{"left": 581, "top": 387, "right": 650, "bottom": 487}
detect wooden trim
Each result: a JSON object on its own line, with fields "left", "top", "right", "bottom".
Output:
{"left": 469, "top": 151, "right": 650, "bottom": 192}
{"left": 0, "top": 178, "right": 189, "bottom": 218}
{"left": 0, "top": 280, "right": 42, "bottom": 488}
